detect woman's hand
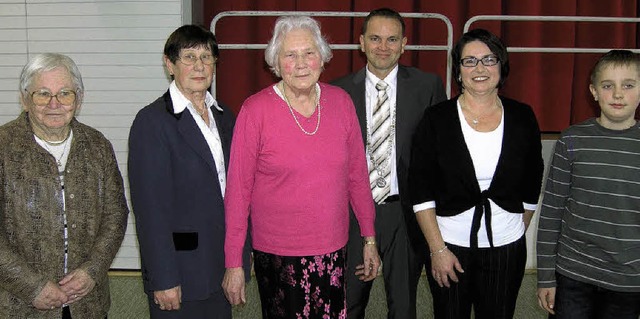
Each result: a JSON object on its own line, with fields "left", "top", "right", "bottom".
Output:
{"left": 153, "top": 286, "right": 182, "bottom": 311}
{"left": 430, "top": 247, "right": 464, "bottom": 288}
{"left": 32, "top": 281, "right": 68, "bottom": 310}
{"left": 59, "top": 268, "right": 95, "bottom": 304}
{"left": 356, "top": 237, "right": 381, "bottom": 282}
{"left": 222, "top": 267, "right": 246, "bottom": 305}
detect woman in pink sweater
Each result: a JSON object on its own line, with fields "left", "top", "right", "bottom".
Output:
{"left": 222, "top": 16, "right": 380, "bottom": 318}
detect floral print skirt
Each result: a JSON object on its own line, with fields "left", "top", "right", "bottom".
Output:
{"left": 253, "top": 247, "right": 347, "bottom": 319}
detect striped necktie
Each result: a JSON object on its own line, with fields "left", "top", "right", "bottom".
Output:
{"left": 369, "top": 80, "right": 392, "bottom": 204}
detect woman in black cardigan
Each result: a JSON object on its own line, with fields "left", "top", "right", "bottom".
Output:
{"left": 409, "top": 29, "right": 544, "bottom": 319}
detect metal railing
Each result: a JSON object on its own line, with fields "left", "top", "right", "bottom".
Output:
{"left": 211, "top": 11, "right": 454, "bottom": 97}
{"left": 464, "top": 15, "right": 640, "bottom": 54}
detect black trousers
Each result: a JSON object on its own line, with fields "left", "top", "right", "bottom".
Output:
{"left": 62, "top": 306, "right": 107, "bottom": 319}
{"left": 552, "top": 273, "right": 640, "bottom": 319}
{"left": 346, "top": 200, "right": 426, "bottom": 319}
{"left": 427, "top": 235, "right": 527, "bottom": 319}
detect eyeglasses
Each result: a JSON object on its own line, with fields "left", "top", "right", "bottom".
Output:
{"left": 460, "top": 56, "right": 500, "bottom": 67}
{"left": 31, "top": 90, "right": 77, "bottom": 106}
{"left": 178, "top": 53, "right": 216, "bottom": 66}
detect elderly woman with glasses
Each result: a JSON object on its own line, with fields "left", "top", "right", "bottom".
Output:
{"left": 128, "top": 24, "right": 251, "bottom": 319}
{"left": 0, "top": 53, "right": 129, "bottom": 318}
{"left": 408, "top": 28, "right": 544, "bottom": 319}
{"left": 222, "top": 16, "right": 380, "bottom": 318}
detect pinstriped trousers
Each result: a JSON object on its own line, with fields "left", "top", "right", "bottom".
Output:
{"left": 426, "top": 235, "right": 527, "bottom": 319}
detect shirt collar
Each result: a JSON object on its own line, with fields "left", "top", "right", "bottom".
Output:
{"left": 365, "top": 64, "right": 399, "bottom": 89}
{"left": 169, "top": 80, "right": 222, "bottom": 114}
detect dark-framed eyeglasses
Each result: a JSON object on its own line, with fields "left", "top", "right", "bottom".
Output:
{"left": 178, "top": 53, "right": 216, "bottom": 66}
{"left": 31, "top": 89, "right": 77, "bottom": 106}
{"left": 460, "top": 56, "right": 500, "bottom": 67}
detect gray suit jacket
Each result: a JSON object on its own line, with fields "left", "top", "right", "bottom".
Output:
{"left": 332, "top": 65, "right": 446, "bottom": 250}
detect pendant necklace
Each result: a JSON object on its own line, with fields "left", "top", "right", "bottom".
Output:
{"left": 460, "top": 95, "right": 501, "bottom": 127}
{"left": 39, "top": 132, "right": 72, "bottom": 169}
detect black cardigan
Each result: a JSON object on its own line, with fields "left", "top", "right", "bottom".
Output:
{"left": 409, "top": 95, "right": 544, "bottom": 247}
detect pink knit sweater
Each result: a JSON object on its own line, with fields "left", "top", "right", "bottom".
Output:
{"left": 224, "top": 82, "right": 375, "bottom": 267}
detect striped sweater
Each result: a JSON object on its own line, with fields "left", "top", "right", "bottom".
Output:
{"left": 537, "top": 118, "right": 640, "bottom": 292}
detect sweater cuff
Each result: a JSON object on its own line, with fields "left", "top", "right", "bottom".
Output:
{"left": 225, "top": 250, "right": 243, "bottom": 268}
{"left": 358, "top": 218, "right": 376, "bottom": 238}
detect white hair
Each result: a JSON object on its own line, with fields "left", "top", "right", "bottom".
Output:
{"left": 264, "top": 16, "right": 333, "bottom": 77}
{"left": 19, "top": 53, "right": 84, "bottom": 106}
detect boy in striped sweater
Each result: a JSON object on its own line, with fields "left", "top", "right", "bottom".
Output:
{"left": 536, "top": 50, "right": 640, "bottom": 319}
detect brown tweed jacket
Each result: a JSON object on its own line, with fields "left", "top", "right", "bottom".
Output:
{"left": 0, "top": 112, "right": 129, "bottom": 318}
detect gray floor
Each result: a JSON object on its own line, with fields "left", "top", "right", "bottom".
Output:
{"left": 108, "top": 272, "right": 548, "bottom": 318}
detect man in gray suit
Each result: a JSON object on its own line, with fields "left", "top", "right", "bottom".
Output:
{"left": 332, "top": 8, "right": 446, "bottom": 319}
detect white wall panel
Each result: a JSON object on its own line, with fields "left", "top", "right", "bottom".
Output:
{"left": 0, "top": 3, "right": 26, "bottom": 16}
{"left": 27, "top": 15, "right": 180, "bottom": 28}
{"left": 0, "top": 92, "right": 20, "bottom": 104}
{"left": 28, "top": 42, "right": 166, "bottom": 54}
{"left": 0, "top": 0, "right": 188, "bottom": 269}
{"left": 26, "top": 2, "right": 181, "bottom": 16}
{"left": 68, "top": 53, "right": 164, "bottom": 65}
{"left": 0, "top": 54, "right": 29, "bottom": 65}
{"left": 27, "top": 27, "right": 176, "bottom": 41}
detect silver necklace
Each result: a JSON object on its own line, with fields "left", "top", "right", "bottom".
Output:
{"left": 366, "top": 104, "right": 396, "bottom": 188}
{"left": 281, "top": 83, "right": 321, "bottom": 136}
{"left": 460, "top": 95, "right": 501, "bottom": 126}
{"left": 40, "top": 135, "right": 71, "bottom": 169}
{"left": 42, "top": 130, "right": 71, "bottom": 146}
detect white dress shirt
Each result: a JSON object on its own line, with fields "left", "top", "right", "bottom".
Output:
{"left": 169, "top": 81, "right": 227, "bottom": 197}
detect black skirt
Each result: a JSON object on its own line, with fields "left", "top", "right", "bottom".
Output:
{"left": 253, "top": 247, "right": 347, "bottom": 319}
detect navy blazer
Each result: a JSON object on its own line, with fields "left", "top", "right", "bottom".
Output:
{"left": 332, "top": 65, "right": 447, "bottom": 249}
{"left": 128, "top": 90, "right": 250, "bottom": 301}
{"left": 409, "top": 96, "right": 544, "bottom": 246}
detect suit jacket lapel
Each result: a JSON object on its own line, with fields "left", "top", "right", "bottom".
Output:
{"left": 395, "top": 66, "right": 412, "bottom": 163}
{"left": 164, "top": 92, "right": 221, "bottom": 177}
{"left": 352, "top": 69, "right": 368, "bottom": 143}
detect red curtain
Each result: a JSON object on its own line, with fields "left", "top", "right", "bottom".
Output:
{"left": 204, "top": 1, "right": 639, "bottom": 133}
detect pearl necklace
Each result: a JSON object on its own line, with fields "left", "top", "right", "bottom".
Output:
{"left": 281, "top": 83, "right": 321, "bottom": 136}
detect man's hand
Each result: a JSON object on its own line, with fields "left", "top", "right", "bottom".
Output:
{"left": 59, "top": 268, "right": 96, "bottom": 304}
{"left": 153, "top": 286, "right": 182, "bottom": 311}
{"left": 222, "top": 267, "right": 246, "bottom": 305}
{"left": 32, "top": 281, "right": 68, "bottom": 310}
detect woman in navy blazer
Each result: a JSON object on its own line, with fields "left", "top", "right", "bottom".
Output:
{"left": 409, "top": 29, "right": 543, "bottom": 319}
{"left": 128, "top": 25, "right": 250, "bottom": 319}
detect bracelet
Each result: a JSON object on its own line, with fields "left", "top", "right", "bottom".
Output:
{"left": 429, "top": 245, "right": 448, "bottom": 257}
{"left": 363, "top": 239, "right": 376, "bottom": 246}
